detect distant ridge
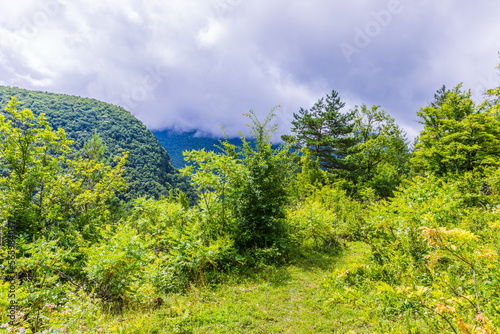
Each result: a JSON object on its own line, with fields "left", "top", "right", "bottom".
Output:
{"left": 153, "top": 130, "right": 244, "bottom": 168}
{"left": 153, "top": 130, "right": 282, "bottom": 169}
{"left": 0, "top": 86, "right": 190, "bottom": 199}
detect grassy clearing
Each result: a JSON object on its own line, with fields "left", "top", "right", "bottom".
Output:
{"left": 97, "top": 242, "right": 375, "bottom": 334}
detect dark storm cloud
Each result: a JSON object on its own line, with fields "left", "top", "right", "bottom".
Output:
{"left": 0, "top": 0, "right": 499, "bottom": 139}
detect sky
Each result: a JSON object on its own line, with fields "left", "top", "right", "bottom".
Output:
{"left": 0, "top": 0, "right": 499, "bottom": 140}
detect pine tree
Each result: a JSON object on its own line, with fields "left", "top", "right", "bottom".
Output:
{"left": 282, "top": 90, "right": 356, "bottom": 176}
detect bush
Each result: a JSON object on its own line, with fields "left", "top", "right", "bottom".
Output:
{"left": 327, "top": 174, "right": 500, "bottom": 333}
{"left": 287, "top": 185, "right": 365, "bottom": 252}
{"left": 0, "top": 238, "right": 77, "bottom": 332}
{"left": 288, "top": 200, "right": 337, "bottom": 251}
{"left": 126, "top": 197, "right": 237, "bottom": 294}
{"left": 181, "top": 110, "right": 295, "bottom": 257}
{"left": 82, "top": 223, "right": 152, "bottom": 309}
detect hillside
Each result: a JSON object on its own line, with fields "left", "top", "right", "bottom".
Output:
{"left": 153, "top": 129, "right": 283, "bottom": 168}
{"left": 153, "top": 130, "right": 251, "bottom": 168}
{"left": 0, "top": 86, "right": 189, "bottom": 199}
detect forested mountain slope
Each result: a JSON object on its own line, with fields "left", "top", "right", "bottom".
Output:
{"left": 153, "top": 129, "right": 269, "bottom": 168}
{"left": 0, "top": 86, "right": 189, "bottom": 199}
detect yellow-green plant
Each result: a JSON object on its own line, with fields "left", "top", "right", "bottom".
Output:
{"left": 82, "top": 223, "right": 152, "bottom": 307}
{"left": 329, "top": 174, "right": 500, "bottom": 333}
{"left": 0, "top": 97, "right": 128, "bottom": 330}
{"left": 181, "top": 109, "right": 294, "bottom": 256}
{"left": 126, "top": 197, "right": 236, "bottom": 294}
{"left": 287, "top": 185, "right": 364, "bottom": 251}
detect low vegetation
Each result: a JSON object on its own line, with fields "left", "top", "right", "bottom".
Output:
{"left": 1, "top": 63, "right": 500, "bottom": 333}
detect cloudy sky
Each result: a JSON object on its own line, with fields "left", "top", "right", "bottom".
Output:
{"left": 1, "top": 0, "right": 499, "bottom": 139}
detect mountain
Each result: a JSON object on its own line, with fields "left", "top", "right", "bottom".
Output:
{"left": 154, "top": 130, "right": 284, "bottom": 169}
{"left": 0, "top": 86, "right": 190, "bottom": 199}
{"left": 153, "top": 130, "right": 246, "bottom": 168}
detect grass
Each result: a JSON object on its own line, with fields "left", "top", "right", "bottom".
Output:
{"left": 98, "top": 242, "right": 378, "bottom": 334}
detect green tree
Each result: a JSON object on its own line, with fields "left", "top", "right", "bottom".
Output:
{"left": 347, "top": 104, "right": 410, "bottom": 198}
{"left": 283, "top": 91, "right": 410, "bottom": 198}
{"left": 0, "top": 97, "right": 72, "bottom": 239}
{"left": 282, "top": 90, "right": 356, "bottom": 175}
{"left": 0, "top": 97, "right": 129, "bottom": 330}
{"left": 0, "top": 97, "right": 128, "bottom": 243}
{"left": 182, "top": 109, "right": 294, "bottom": 254}
{"left": 411, "top": 85, "right": 500, "bottom": 176}
{"left": 235, "top": 110, "right": 293, "bottom": 251}
{"left": 181, "top": 143, "right": 246, "bottom": 239}
{"left": 83, "top": 132, "right": 107, "bottom": 163}
{"left": 289, "top": 147, "right": 330, "bottom": 201}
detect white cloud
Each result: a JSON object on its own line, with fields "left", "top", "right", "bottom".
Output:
{"left": 0, "top": 0, "right": 499, "bottom": 139}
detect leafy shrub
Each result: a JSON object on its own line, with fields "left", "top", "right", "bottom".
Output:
{"left": 145, "top": 234, "right": 235, "bottom": 293}
{"left": 127, "top": 197, "right": 237, "bottom": 294}
{"left": 82, "top": 223, "right": 152, "bottom": 309}
{"left": 287, "top": 185, "right": 365, "bottom": 252}
{"left": 0, "top": 238, "right": 77, "bottom": 332}
{"left": 288, "top": 200, "right": 337, "bottom": 251}
{"left": 181, "top": 110, "right": 295, "bottom": 257}
{"left": 327, "top": 174, "right": 500, "bottom": 333}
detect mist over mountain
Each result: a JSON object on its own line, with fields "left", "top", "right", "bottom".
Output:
{"left": 153, "top": 130, "right": 250, "bottom": 168}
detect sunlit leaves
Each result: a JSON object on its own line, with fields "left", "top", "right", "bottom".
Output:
{"left": 182, "top": 109, "right": 294, "bottom": 252}
{"left": 0, "top": 97, "right": 73, "bottom": 238}
{"left": 412, "top": 85, "right": 500, "bottom": 176}
{"left": 347, "top": 104, "right": 410, "bottom": 198}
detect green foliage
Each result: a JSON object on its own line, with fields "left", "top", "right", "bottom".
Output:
{"left": 0, "top": 97, "right": 130, "bottom": 330}
{"left": 283, "top": 91, "right": 410, "bottom": 199}
{"left": 181, "top": 144, "right": 246, "bottom": 239}
{"left": 0, "top": 97, "right": 128, "bottom": 244}
{"left": 347, "top": 104, "right": 410, "bottom": 199}
{"left": 321, "top": 73, "right": 500, "bottom": 333}
{"left": 0, "top": 86, "right": 191, "bottom": 199}
{"left": 126, "top": 197, "right": 235, "bottom": 294}
{"left": 287, "top": 185, "right": 365, "bottom": 252}
{"left": 0, "top": 237, "right": 77, "bottom": 332}
{"left": 0, "top": 97, "right": 72, "bottom": 239}
{"left": 84, "top": 132, "right": 107, "bottom": 163}
{"left": 325, "top": 174, "right": 500, "bottom": 333}
{"left": 282, "top": 90, "right": 356, "bottom": 173}
{"left": 51, "top": 153, "right": 128, "bottom": 245}
{"left": 82, "top": 223, "right": 152, "bottom": 306}
{"left": 235, "top": 110, "right": 293, "bottom": 251}
{"left": 412, "top": 84, "right": 500, "bottom": 176}
{"left": 293, "top": 148, "right": 330, "bottom": 194}
{"left": 364, "top": 176, "right": 466, "bottom": 282}
{"left": 182, "top": 109, "right": 294, "bottom": 256}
